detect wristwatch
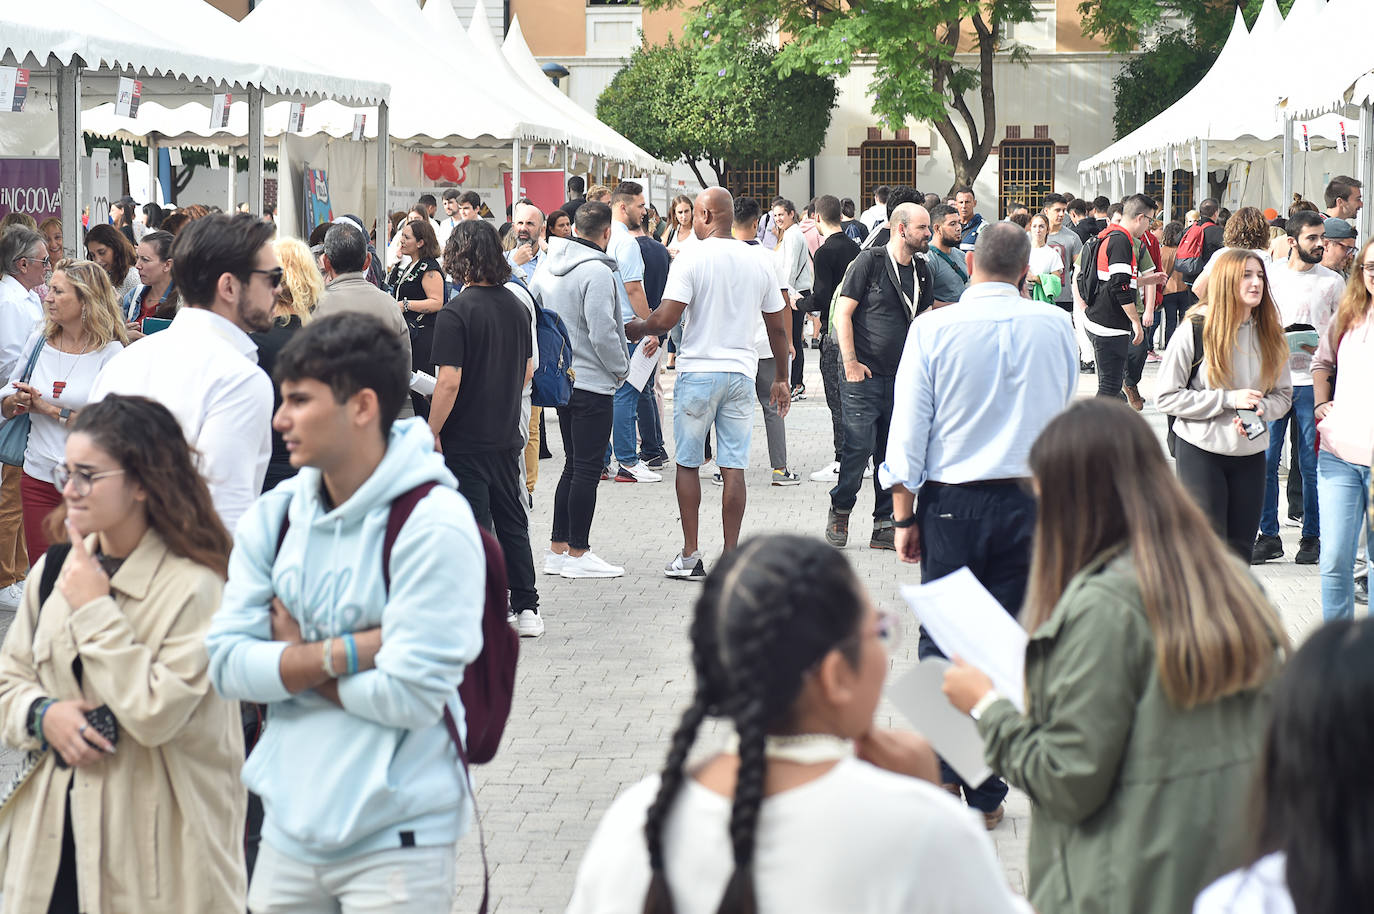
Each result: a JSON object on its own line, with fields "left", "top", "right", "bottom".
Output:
{"left": 970, "top": 690, "right": 1003, "bottom": 722}
{"left": 58, "top": 407, "right": 71, "bottom": 426}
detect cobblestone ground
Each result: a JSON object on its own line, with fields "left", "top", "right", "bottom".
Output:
{"left": 0, "top": 360, "right": 1328, "bottom": 913}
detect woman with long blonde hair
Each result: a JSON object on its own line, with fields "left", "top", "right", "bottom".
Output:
{"left": 664, "top": 194, "right": 696, "bottom": 257}
{"left": 1156, "top": 249, "right": 1291, "bottom": 558}
{"left": 0, "top": 260, "right": 128, "bottom": 562}
{"left": 1311, "top": 238, "right": 1374, "bottom": 620}
{"left": 944, "top": 398, "right": 1287, "bottom": 914}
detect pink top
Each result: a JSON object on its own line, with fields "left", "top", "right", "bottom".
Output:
{"left": 1313, "top": 315, "right": 1374, "bottom": 466}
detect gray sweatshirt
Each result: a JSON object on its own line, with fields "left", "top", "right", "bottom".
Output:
{"left": 1155, "top": 312, "right": 1292, "bottom": 457}
{"left": 530, "top": 236, "right": 629, "bottom": 395}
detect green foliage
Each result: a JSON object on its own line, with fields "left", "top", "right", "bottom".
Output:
{"left": 1079, "top": 0, "right": 1297, "bottom": 54}
{"left": 1110, "top": 31, "right": 1216, "bottom": 139}
{"left": 596, "top": 37, "right": 836, "bottom": 185}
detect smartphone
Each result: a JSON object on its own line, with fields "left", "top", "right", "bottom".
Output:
{"left": 1236, "top": 408, "right": 1265, "bottom": 440}
{"left": 141, "top": 317, "right": 173, "bottom": 335}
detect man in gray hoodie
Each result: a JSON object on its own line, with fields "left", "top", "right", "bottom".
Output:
{"left": 529, "top": 202, "right": 632, "bottom": 579}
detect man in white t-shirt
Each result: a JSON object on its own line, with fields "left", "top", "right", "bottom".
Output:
{"left": 626, "top": 187, "right": 790, "bottom": 579}
{"left": 1252, "top": 211, "right": 1344, "bottom": 567}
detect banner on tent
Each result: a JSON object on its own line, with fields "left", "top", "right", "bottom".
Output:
{"left": 288, "top": 103, "right": 306, "bottom": 134}
{"left": 85, "top": 149, "right": 110, "bottom": 227}
{"left": 0, "top": 68, "right": 30, "bottom": 113}
{"left": 503, "top": 169, "right": 563, "bottom": 217}
{"left": 0, "top": 158, "right": 60, "bottom": 222}
{"left": 210, "top": 94, "right": 232, "bottom": 130}
{"left": 114, "top": 78, "right": 142, "bottom": 119}
{"left": 351, "top": 115, "right": 366, "bottom": 142}
{"left": 301, "top": 163, "right": 333, "bottom": 237}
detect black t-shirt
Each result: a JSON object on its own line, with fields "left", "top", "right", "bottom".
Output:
{"left": 636, "top": 236, "right": 670, "bottom": 310}
{"left": 429, "top": 284, "right": 533, "bottom": 454}
{"left": 839, "top": 247, "right": 926, "bottom": 376}
{"left": 251, "top": 316, "right": 304, "bottom": 492}
{"left": 1086, "top": 228, "right": 1137, "bottom": 332}
{"left": 812, "top": 232, "right": 861, "bottom": 328}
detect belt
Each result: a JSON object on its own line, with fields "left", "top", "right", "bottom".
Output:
{"left": 924, "top": 477, "right": 1030, "bottom": 489}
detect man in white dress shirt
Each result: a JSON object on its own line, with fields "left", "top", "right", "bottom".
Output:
{"left": 90, "top": 213, "right": 277, "bottom": 535}
{"left": 0, "top": 227, "right": 48, "bottom": 607}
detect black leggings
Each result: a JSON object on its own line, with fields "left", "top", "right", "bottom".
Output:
{"left": 552, "top": 388, "right": 614, "bottom": 550}
{"left": 1174, "top": 437, "right": 1267, "bottom": 560}
{"left": 790, "top": 306, "right": 806, "bottom": 388}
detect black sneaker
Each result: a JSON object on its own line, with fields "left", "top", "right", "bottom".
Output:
{"left": 1251, "top": 534, "right": 1283, "bottom": 565}
{"left": 825, "top": 507, "right": 850, "bottom": 548}
{"left": 644, "top": 455, "right": 668, "bottom": 470}
{"left": 870, "top": 520, "right": 895, "bottom": 551}
{"left": 1294, "top": 536, "right": 1320, "bottom": 565}
{"left": 1080, "top": 361, "right": 1096, "bottom": 374}
{"left": 1356, "top": 578, "right": 1369, "bottom": 605}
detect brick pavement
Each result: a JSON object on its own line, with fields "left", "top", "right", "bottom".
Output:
{"left": 0, "top": 359, "right": 1328, "bottom": 913}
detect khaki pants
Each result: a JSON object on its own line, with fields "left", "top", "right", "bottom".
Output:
{"left": 0, "top": 465, "right": 29, "bottom": 587}
{"left": 523, "top": 406, "right": 542, "bottom": 495}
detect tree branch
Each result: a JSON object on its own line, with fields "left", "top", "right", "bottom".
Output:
{"left": 685, "top": 158, "right": 710, "bottom": 188}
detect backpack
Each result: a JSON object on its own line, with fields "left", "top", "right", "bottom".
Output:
{"left": 511, "top": 272, "right": 576, "bottom": 408}
{"left": 1174, "top": 223, "right": 1209, "bottom": 285}
{"left": 1074, "top": 232, "right": 1106, "bottom": 306}
{"left": 1166, "top": 315, "right": 1206, "bottom": 458}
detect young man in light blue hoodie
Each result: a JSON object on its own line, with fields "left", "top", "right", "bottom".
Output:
{"left": 206, "top": 312, "right": 485, "bottom": 911}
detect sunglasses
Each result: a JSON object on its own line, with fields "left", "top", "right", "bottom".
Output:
{"left": 250, "top": 267, "right": 284, "bottom": 289}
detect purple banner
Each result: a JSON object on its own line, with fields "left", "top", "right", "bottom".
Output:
{"left": 0, "top": 158, "right": 60, "bottom": 223}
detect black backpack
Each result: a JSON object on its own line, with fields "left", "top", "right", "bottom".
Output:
{"left": 1075, "top": 233, "right": 1105, "bottom": 306}
{"left": 1166, "top": 315, "right": 1205, "bottom": 458}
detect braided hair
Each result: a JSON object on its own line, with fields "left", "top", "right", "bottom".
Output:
{"left": 642, "top": 535, "right": 866, "bottom": 914}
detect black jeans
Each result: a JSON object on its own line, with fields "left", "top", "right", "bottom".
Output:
{"left": 915, "top": 480, "right": 1037, "bottom": 813}
{"left": 445, "top": 449, "right": 539, "bottom": 614}
{"left": 1160, "top": 290, "right": 1192, "bottom": 347}
{"left": 553, "top": 388, "right": 614, "bottom": 550}
{"left": 819, "top": 334, "right": 845, "bottom": 463}
{"left": 1126, "top": 316, "right": 1153, "bottom": 387}
{"left": 829, "top": 374, "right": 895, "bottom": 520}
{"left": 790, "top": 305, "right": 807, "bottom": 388}
{"left": 1088, "top": 330, "right": 1130, "bottom": 399}
{"left": 1174, "top": 437, "right": 1267, "bottom": 560}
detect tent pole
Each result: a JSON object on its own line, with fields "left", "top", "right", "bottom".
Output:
{"left": 1281, "top": 119, "right": 1295, "bottom": 210}
{"left": 1162, "top": 146, "right": 1173, "bottom": 223}
{"left": 147, "top": 131, "right": 159, "bottom": 206}
{"left": 227, "top": 153, "right": 236, "bottom": 211}
{"left": 57, "top": 58, "right": 81, "bottom": 260}
{"left": 1135, "top": 155, "right": 1146, "bottom": 194}
{"left": 1198, "top": 139, "right": 1209, "bottom": 204}
{"left": 1359, "top": 103, "right": 1373, "bottom": 243}
{"left": 562, "top": 145, "right": 569, "bottom": 206}
{"left": 512, "top": 138, "right": 522, "bottom": 211}
{"left": 376, "top": 101, "right": 390, "bottom": 272}
{"left": 247, "top": 86, "right": 265, "bottom": 217}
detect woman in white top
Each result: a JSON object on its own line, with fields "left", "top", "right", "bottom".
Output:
{"left": 84, "top": 223, "right": 141, "bottom": 301}
{"left": 567, "top": 534, "right": 1029, "bottom": 914}
{"left": 1026, "top": 213, "right": 1064, "bottom": 294}
{"left": 665, "top": 194, "right": 697, "bottom": 259}
{"left": 1, "top": 260, "right": 127, "bottom": 563}
{"left": 1194, "top": 617, "right": 1374, "bottom": 914}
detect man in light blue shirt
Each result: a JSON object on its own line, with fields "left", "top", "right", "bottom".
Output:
{"left": 504, "top": 202, "right": 546, "bottom": 283}
{"left": 879, "top": 221, "right": 1077, "bottom": 825}
{"left": 603, "top": 180, "right": 660, "bottom": 482}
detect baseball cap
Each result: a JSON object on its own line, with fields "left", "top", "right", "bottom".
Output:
{"left": 1323, "top": 217, "right": 1357, "bottom": 241}
{"left": 114, "top": 195, "right": 136, "bottom": 208}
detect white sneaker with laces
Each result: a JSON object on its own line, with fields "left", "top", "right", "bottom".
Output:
{"left": 0, "top": 580, "right": 23, "bottom": 611}
{"left": 616, "top": 461, "right": 663, "bottom": 483}
{"left": 698, "top": 460, "right": 718, "bottom": 477}
{"left": 543, "top": 549, "right": 568, "bottom": 575}
{"left": 664, "top": 551, "right": 706, "bottom": 580}
{"left": 517, "top": 610, "right": 544, "bottom": 638}
{"left": 560, "top": 551, "right": 625, "bottom": 579}
{"left": 810, "top": 461, "right": 840, "bottom": 483}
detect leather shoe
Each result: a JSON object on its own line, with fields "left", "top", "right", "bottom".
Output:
{"left": 1251, "top": 534, "right": 1283, "bottom": 564}
{"left": 982, "top": 804, "right": 1005, "bottom": 830}
{"left": 1123, "top": 384, "right": 1145, "bottom": 411}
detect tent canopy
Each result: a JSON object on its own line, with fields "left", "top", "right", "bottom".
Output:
{"left": 1282, "top": 0, "right": 1374, "bottom": 119}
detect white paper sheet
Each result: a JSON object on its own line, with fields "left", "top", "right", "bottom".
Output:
{"left": 888, "top": 660, "right": 993, "bottom": 788}
{"left": 900, "top": 567, "right": 1029, "bottom": 712}
{"left": 624, "top": 342, "right": 660, "bottom": 392}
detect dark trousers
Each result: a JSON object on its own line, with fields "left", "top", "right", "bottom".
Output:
{"left": 915, "top": 481, "right": 1036, "bottom": 813}
{"left": 790, "top": 306, "right": 807, "bottom": 388}
{"left": 1160, "top": 291, "right": 1192, "bottom": 347}
{"left": 445, "top": 449, "right": 539, "bottom": 614}
{"left": 1088, "top": 330, "right": 1131, "bottom": 399}
{"left": 1126, "top": 317, "right": 1152, "bottom": 387}
{"left": 829, "top": 374, "right": 895, "bottom": 520}
{"left": 1174, "top": 437, "right": 1267, "bottom": 560}
{"left": 1288, "top": 432, "right": 1304, "bottom": 517}
{"left": 636, "top": 379, "right": 667, "bottom": 462}
{"left": 819, "top": 334, "right": 845, "bottom": 463}
{"left": 553, "top": 389, "right": 614, "bottom": 550}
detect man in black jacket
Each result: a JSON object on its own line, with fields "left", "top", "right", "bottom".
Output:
{"left": 828, "top": 202, "right": 934, "bottom": 551}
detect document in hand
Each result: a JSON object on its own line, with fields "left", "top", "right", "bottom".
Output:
{"left": 888, "top": 659, "right": 993, "bottom": 787}
{"left": 900, "top": 568, "right": 1029, "bottom": 712}
{"left": 1285, "top": 329, "right": 1319, "bottom": 354}
{"left": 624, "top": 342, "right": 660, "bottom": 392}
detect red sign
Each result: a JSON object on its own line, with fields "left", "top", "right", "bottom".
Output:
{"left": 502, "top": 169, "right": 565, "bottom": 217}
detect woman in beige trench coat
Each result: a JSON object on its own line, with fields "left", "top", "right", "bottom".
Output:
{"left": 0, "top": 395, "right": 246, "bottom": 912}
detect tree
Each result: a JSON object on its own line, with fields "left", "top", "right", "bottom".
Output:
{"left": 1109, "top": 32, "right": 1216, "bottom": 139}
{"left": 641, "top": 0, "right": 1039, "bottom": 192}
{"left": 596, "top": 38, "right": 837, "bottom": 189}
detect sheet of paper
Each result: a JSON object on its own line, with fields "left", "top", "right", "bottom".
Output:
{"left": 888, "top": 660, "right": 993, "bottom": 788}
{"left": 624, "top": 342, "right": 660, "bottom": 392}
{"left": 900, "top": 567, "right": 1028, "bottom": 712}
{"left": 1285, "top": 330, "right": 1319, "bottom": 354}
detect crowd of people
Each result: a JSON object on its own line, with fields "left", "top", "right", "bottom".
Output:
{"left": 0, "top": 165, "right": 1365, "bottom": 912}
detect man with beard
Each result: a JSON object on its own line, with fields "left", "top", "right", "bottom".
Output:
{"left": 1251, "top": 210, "right": 1345, "bottom": 567}
{"left": 926, "top": 204, "right": 969, "bottom": 307}
{"left": 90, "top": 213, "right": 277, "bottom": 532}
{"left": 827, "top": 203, "right": 934, "bottom": 551}
{"left": 505, "top": 201, "right": 546, "bottom": 283}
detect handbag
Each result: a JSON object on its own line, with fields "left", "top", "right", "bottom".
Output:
{"left": 0, "top": 337, "right": 44, "bottom": 467}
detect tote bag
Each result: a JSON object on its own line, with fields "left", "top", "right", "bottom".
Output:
{"left": 0, "top": 338, "right": 44, "bottom": 467}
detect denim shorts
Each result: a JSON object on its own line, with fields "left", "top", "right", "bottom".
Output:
{"left": 673, "top": 371, "right": 754, "bottom": 469}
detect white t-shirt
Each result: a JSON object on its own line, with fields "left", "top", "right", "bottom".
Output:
{"left": 1193, "top": 853, "right": 1295, "bottom": 914}
{"left": 1028, "top": 243, "right": 1064, "bottom": 278}
{"left": 1264, "top": 260, "right": 1343, "bottom": 385}
{"left": 567, "top": 758, "right": 1031, "bottom": 914}
{"left": 663, "top": 237, "right": 785, "bottom": 377}
{"left": 2, "top": 332, "right": 123, "bottom": 485}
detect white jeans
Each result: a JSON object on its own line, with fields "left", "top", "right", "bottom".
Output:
{"left": 248, "top": 841, "right": 456, "bottom": 914}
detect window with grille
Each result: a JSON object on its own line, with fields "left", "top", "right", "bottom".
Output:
{"left": 1143, "top": 170, "right": 1196, "bottom": 219}
{"left": 860, "top": 141, "right": 918, "bottom": 205}
{"left": 997, "top": 140, "right": 1055, "bottom": 219}
{"left": 725, "top": 160, "right": 780, "bottom": 204}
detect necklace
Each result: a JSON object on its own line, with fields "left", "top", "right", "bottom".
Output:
{"left": 721, "top": 732, "right": 854, "bottom": 765}
{"left": 51, "top": 330, "right": 91, "bottom": 400}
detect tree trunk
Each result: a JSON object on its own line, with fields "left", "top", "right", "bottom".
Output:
{"left": 929, "top": 13, "right": 1001, "bottom": 195}
{"left": 685, "top": 159, "right": 710, "bottom": 188}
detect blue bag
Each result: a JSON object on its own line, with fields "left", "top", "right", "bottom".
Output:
{"left": 0, "top": 338, "right": 44, "bottom": 467}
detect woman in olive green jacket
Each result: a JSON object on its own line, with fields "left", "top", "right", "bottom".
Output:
{"left": 945, "top": 399, "right": 1288, "bottom": 914}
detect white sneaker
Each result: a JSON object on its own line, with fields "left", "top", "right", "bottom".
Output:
{"left": 0, "top": 580, "right": 23, "bottom": 611}
{"left": 543, "top": 549, "right": 568, "bottom": 575}
{"left": 711, "top": 472, "right": 723, "bottom": 486}
{"left": 517, "top": 609, "right": 544, "bottom": 638}
{"left": 560, "top": 551, "right": 625, "bottom": 579}
{"left": 810, "top": 461, "right": 840, "bottom": 483}
{"left": 698, "top": 459, "right": 718, "bottom": 477}
{"left": 864, "top": 458, "right": 875, "bottom": 479}
{"left": 665, "top": 550, "right": 706, "bottom": 580}
{"left": 615, "top": 461, "right": 663, "bottom": 483}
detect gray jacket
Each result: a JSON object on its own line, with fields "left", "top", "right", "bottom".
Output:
{"left": 530, "top": 236, "right": 629, "bottom": 395}
{"left": 315, "top": 272, "right": 414, "bottom": 417}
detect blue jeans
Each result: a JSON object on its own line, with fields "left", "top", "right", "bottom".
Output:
{"left": 1261, "top": 386, "right": 1318, "bottom": 538}
{"left": 636, "top": 381, "right": 667, "bottom": 462}
{"left": 829, "top": 375, "right": 895, "bottom": 520}
{"left": 1317, "top": 449, "right": 1374, "bottom": 621}
{"left": 607, "top": 342, "right": 646, "bottom": 467}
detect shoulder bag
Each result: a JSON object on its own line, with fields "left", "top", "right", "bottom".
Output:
{"left": 0, "top": 337, "right": 46, "bottom": 467}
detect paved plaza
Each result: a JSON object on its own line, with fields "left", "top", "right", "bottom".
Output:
{"left": 0, "top": 361, "right": 1327, "bottom": 913}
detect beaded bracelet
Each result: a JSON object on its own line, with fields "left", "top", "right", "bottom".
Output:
{"left": 321, "top": 637, "right": 336, "bottom": 679}
{"left": 35, "top": 698, "right": 57, "bottom": 746}
{"left": 343, "top": 634, "right": 359, "bottom": 676}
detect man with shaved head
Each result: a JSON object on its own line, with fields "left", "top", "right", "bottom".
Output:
{"left": 827, "top": 202, "right": 933, "bottom": 552}
{"left": 626, "top": 186, "right": 791, "bottom": 579}
{"left": 505, "top": 201, "right": 546, "bottom": 282}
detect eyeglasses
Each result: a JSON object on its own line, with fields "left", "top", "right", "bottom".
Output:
{"left": 249, "top": 267, "right": 284, "bottom": 289}
{"left": 55, "top": 465, "right": 125, "bottom": 497}
{"left": 1360, "top": 264, "right": 1374, "bottom": 276}
{"left": 837, "top": 608, "right": 903, "bottom": 653}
